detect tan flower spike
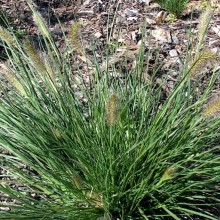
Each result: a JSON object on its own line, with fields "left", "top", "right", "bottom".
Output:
{"left": 188, "top": 51, "right": 219, "bottom": 78}
{"left": 23, "top": 39, "right": 47, "bottom": 73}
{"left": 197, "top": 9, "right": 213, "bottom": 50}
{"left": 202, "top": 96, "right": 220, "bottom": 118}
{"left": 70, "top": 22, "right": 83, "bottom": 54}
{"left": 0, "top": 64, "right": 27, "bottom": 97}
{"left": 106, "top": 94, "right": 120, "bottom": 126}
{"left": 0, "top": 26, "right": 15, "bottom": 46}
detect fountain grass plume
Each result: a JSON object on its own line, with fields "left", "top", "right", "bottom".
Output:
{"left": 202, "top": 95, "right": 220, "bottom": 118}
{"left": 106, "top": 93, "right": 120, "bottom": 126}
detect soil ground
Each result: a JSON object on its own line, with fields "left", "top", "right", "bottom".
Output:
{"left": 1, "top": 0, "right": 220, "bottom": 93}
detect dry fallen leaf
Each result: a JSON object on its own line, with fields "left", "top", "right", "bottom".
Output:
{"left": 156, "top": 11, "right": 167, "bottom": 25}
{"left": 145, "top": 17, "right": 156, "bottom": 25}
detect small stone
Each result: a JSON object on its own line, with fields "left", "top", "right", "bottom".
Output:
{"left": 152, "top": 28, "right": 172, "bottom": 43}
{"left": 210, "top": 47, "right": 219, "bottom": 54}
{"left": 170, "top": 70, "right": 178, "bottom": 77}
{"left": 127, "top": 17, "right": 138, "bottom": 21}
{"left": 141, "top": 0, "right": 152, "bottom": 5}
{"left": 163, "top": 42, "right": 172, "bottom": 50}
{"left": 94, "top": 32, "right": 102, "bottom": 38}
{"left": 172, "top": 35, "right": 179, "bottom": 45}
{"left": 212, "top": 26, "right": 220, "bottom": 37}
{"left": 169, "top": 49, "right": 178, "bottom": 57}
{"left": 124, "top": 8, "right": 138, "bottom": 17}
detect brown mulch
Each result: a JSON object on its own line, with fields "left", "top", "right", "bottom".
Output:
{"left": 1, "top": 0, "right": 220, "bottom": 91}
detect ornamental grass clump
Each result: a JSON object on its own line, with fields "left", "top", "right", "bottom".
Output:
{"left": 154, "top": 0, "right": 188, "bottom": 18}
{"left": 0, "top": 4, "right": 220, "bottom": 220}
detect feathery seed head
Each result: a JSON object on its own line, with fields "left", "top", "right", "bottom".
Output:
{"left": 44, "top": 58, "right": 55, "bottom": 83}
{"left": 106, "top": 93, "right": 120, "bottom": 126}
{"left": 23, "top": 39, "right": 47, "bottom": 73}
{"left": 70, "top": 22, "right": 83, "bottom": 54}
{"left": 0, "top": 26, "right": 15, "bottom": 46}
{"left": 188, "top": 51, "right": 219, "bottom": 78}
{"left": 32, "top": 12, "right": 51, "bottom": 40}
{"left": 197, "top": 9, "right": 213, "bottom": 48}
{"left": 0, "top": 64, "right": 27, "bottom": 97}
{"left": 161, "top": 167, "right": 176, "bottom": 182}
{"left": 84, "top": 191, "right": 103, "bottom": 208}
{"left": 52, "top": 128, "right": 63, "bottom": 139}
{"left": 202, "top": 96, "right": 220, "bottom": 118}
{"left": 72, "top": 175, "right": 83, "bottom": 190}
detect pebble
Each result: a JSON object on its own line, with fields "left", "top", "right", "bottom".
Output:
{"left": 169, "top": 49, "right": 178, "bottom": 57}
{"left": 94, "top": 32, "right": 102, "bottom": 38}
{"left": 152, "top": 28, "right": 172, "bottom": 43}
{"left": 170, "top": 70, "right": 178, "bottom": 77}
{"left": 210, "top": 47, "right": 219, "bottom": 54}
{"left": 124, "top": 9, "right": 138, "bottom": 17}
{"left": 172, "top": 35, "right": 179, "bottom": 45}
{"left": 127, "top": 17, "right": 138, "bottom": 21}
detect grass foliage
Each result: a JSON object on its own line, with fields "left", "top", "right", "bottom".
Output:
{"left": 0, "top": 3, "right": 220, "bottom": 220}
{"left": 154, "top": 0, "right": 189, "bottom": 17}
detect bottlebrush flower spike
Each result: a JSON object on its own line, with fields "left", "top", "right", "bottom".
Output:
{"left": 32, "top": 10, "right": 51, "bottom": 40}
{"left": 23, "top": 39, "right": 47, "bottom": 73}
{"left": 106, "top": 94, "right": 119, "bottom": 126}
{"left": 202, "top": 96, "right": 220, "bottom": 118}
{"left": 72, "top": 175, "right": 83, "bottom": 190}
{"left": 0, "top": 26, "right": 15, "bottom": 46}
{"left": 197, "top": 9, "right": 213, "bottom": 49}
{"left": 188, "top": 51, "right": 219, "bottom": 78}
{"left": 70, "top": 22, "right": 83, "bottom": 54}
{"left": 0, "top": 64, "right": 27, "bottom": 97}
{"left": 155, "top": 166, "right": 176, "bottom": 188}
{"left": 161, "top": 167, "right": 176, "bottom": 182}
